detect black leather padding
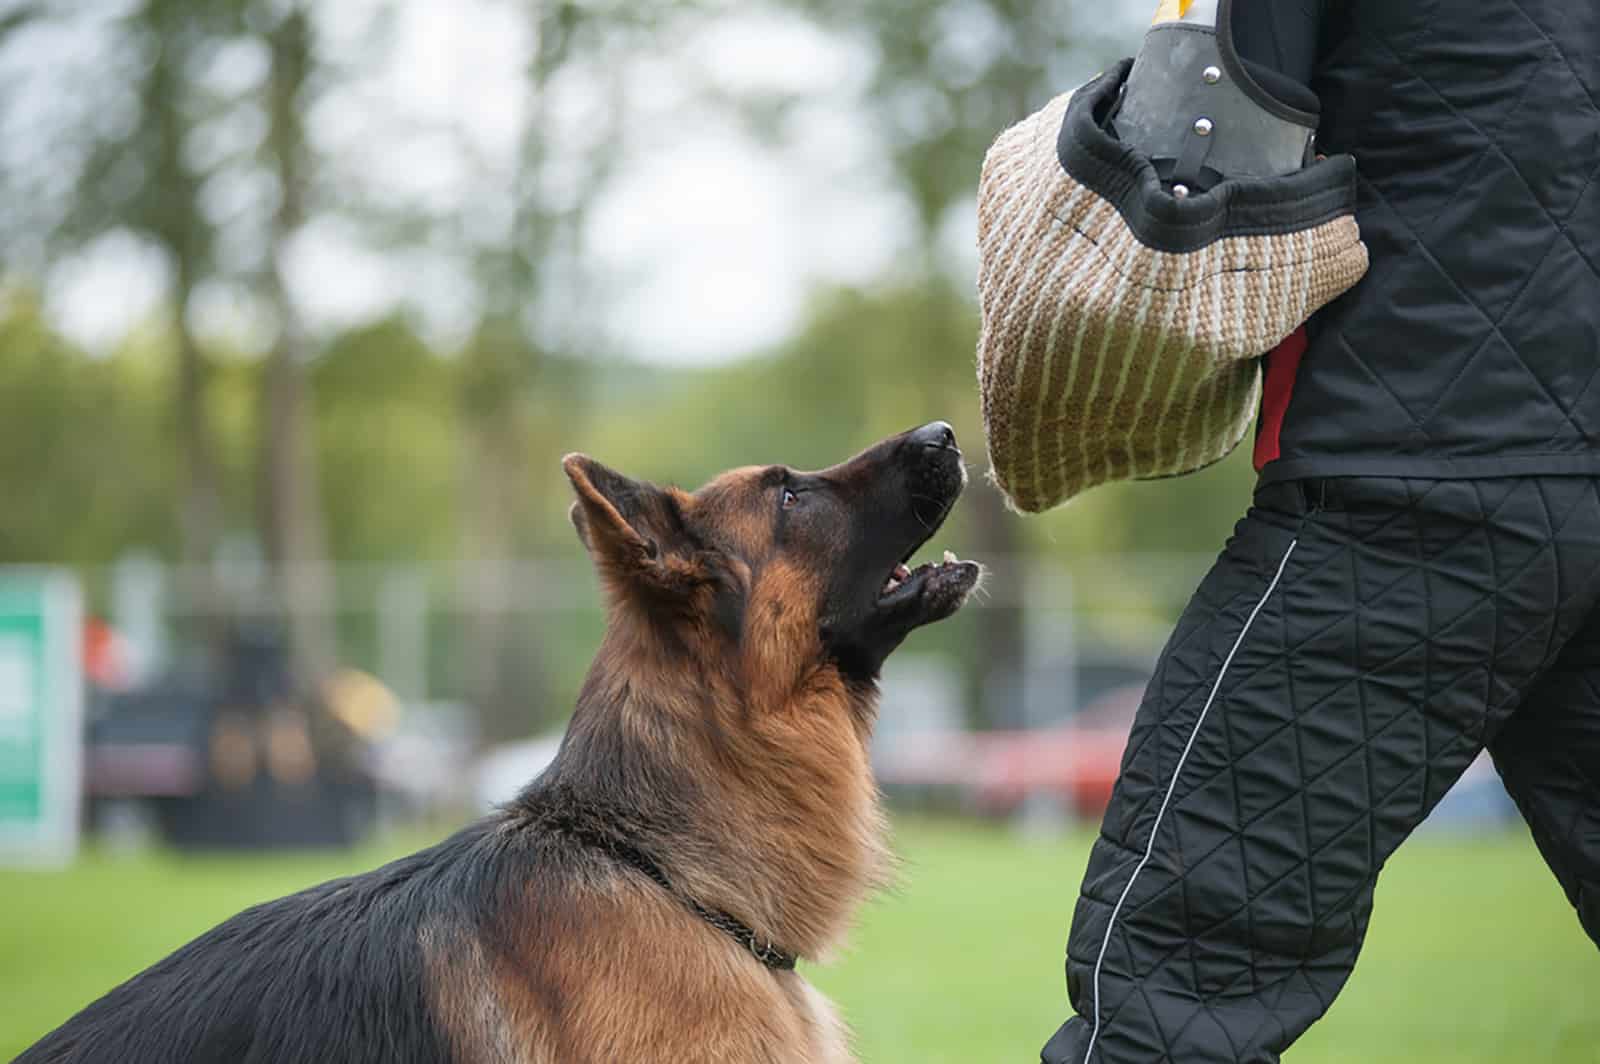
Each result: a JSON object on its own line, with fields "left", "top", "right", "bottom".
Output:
{"left": 1055, "top": 61, "right": 1356, "bottom": 254}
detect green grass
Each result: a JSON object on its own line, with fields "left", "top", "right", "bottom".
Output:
{"left": 2, "top": 819, "right": 1596, "bottom": 1062}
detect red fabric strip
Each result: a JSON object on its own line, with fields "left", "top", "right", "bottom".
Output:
{"left": 1254, "top": 327, "right": 1307, "bottom": 471}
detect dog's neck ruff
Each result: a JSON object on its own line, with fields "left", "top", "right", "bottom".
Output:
{"left": 564, "top": 824, "right": 798, "bottom": 972}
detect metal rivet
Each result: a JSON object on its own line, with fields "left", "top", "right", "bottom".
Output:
{"left": 1203, "top": 65, "right": 1221, "bottom": 84}
{"left": 1172, "top": 183, "right": 1190, "bottom": 198}
{"left": 1194, "top": 117, "right": 1214, "bottom": 136}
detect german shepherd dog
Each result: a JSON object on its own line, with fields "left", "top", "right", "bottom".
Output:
{"left": 19, "top": 422, "right": 979, "bottom": 1064}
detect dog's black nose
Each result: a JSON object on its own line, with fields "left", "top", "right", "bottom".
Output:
{"left": 909, "top": 421, "right": 957, "bottom": 451}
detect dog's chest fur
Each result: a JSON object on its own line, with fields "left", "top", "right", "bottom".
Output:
{"left": 425, "top": 872, "right": 857, "bottom": 1063}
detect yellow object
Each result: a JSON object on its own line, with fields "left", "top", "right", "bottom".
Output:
{"left": 1151, "top": 0, "right": 1193, "bottom": 23}
{"left": 324, "top": 668, "right": 402, "bottom": 739}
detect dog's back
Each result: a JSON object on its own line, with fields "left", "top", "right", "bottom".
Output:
{"left": 19, "top": 825, "right": 499, "bottom": 1064}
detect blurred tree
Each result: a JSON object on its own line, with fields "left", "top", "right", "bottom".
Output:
{"left": 0, "top": 0, "right": 248, "bottom": 629}
{"left": 792, "top": 0, "right": 1118, "bottom": 265}
{"left": 0, "top": 293, "right": 176, "bottom": 566}
{"left": 312, "top": 317, "right": 461, "bottom": 563}
{"left": 464, "top": 0, "right": 724, "bottom": 516}
{"left": 447, "top": 0, "right": 719, "bottom": 741}
{"left": 252, "top": 0, "right": 335, "bottom": 687}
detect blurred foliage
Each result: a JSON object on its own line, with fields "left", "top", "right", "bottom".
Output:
{"left": 0, "top": 277, "right": 1255, "bottom": 566}
{"left": 0, "top": 292, "right": 175, "bottom": 565}
{"left": 312, "top": 317, "right": 462, "bottom": 562}
{"left": 589, "top": 283, "right": 981, "bottom": 483}
{"left": 0, "top": 0, "right": 1263, "bottom": 733}
{"left": 788, "top": 0, "right": 1122, "bottom": 247}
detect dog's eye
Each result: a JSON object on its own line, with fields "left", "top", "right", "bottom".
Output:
{"left": 781, "top": 488, "right": 799, "bottom": 510}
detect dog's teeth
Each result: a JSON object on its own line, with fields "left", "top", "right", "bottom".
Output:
{"left": 943, "top": 550, "right": 958, "bottom": 565}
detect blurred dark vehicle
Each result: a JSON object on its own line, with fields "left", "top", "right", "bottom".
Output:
{"left": 84, "top": 626, "right": 378, "bottom": 850}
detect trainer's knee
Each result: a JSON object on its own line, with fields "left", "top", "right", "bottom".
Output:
{"left": 1040, "top": 1017, "right": 1089, "bottom": 1064}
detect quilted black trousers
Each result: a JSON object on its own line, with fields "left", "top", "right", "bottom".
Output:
{"left": 1042, "top": 477, "right": 1600, "bottom": 1064}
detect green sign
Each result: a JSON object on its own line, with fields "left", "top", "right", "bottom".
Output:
{"left": 0, "top": 570, "right": 82, "bottom": 864}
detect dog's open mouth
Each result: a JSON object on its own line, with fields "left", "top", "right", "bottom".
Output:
{"left": 863, "top": 422, "right": 981, "bottom": 627}
{"left": 874, "top": 540, "right": 983, "bottom": 632}
{"left": 879, "top": 550, "right": 980, "bottom": 605}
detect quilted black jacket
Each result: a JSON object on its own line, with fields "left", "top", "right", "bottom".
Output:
{"left": 1257, "top": 0, "right": 1600, "bottom": 481}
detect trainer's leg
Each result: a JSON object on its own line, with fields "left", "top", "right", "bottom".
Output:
{"left": 1042, "top": 478, "right": 1600, "bottom": 1063}
{"left": 1491, "top": 606, "right": 1600, "bottom": 947}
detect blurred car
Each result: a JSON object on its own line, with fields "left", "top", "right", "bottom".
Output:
{"left": 874, "top": 711, "right": 1139, "bottom": 821}
{"left": 962, "top": 683, "right": 1143, "bottom": 818}
{"left": 873, "top": 644, "right": 1156, "bottom": 820}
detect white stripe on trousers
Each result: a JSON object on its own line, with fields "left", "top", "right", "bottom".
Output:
{"left": 1083, "top": 538, "right": 1300, "bottom": 1062}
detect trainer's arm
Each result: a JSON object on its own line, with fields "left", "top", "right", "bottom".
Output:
{"left": 1227, "top": 0, "right": 1325, "bottom": 94}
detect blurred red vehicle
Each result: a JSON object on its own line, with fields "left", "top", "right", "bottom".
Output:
{"left": 873, "top": 653, "right": 1151, "bottom": 821}
{"left": 961, "top": 684, "right": 1144, "bottom": 818}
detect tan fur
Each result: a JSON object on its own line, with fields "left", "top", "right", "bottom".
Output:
{"left": 422, "top": 919, "right": 531, "bottom": 1062}
{"left": 474, "top": 879, "right": 856, "bottom": 1063}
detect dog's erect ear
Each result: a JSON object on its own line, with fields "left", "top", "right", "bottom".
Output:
{"left": 563, "top": 453, "right": 668, "bottom": 571}
{"left": 565, "top": 454, "right": 725, "bottom": 613}
{"left": 564, "top": 454, "right": 740, "bottom": 631}
{"left": 564, "top": 454, "right": 721, "bottom": 610}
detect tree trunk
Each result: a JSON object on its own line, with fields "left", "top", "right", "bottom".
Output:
{"left": 456, "top": 330, "right": 551, "bottom": 745}
{"left": 147, "top": 0, "right": 225, "bottom": 646}
{"left": 259, "top": 4, "right": 334, "bottom": 689}
{"left": 459, "top": 418, "right": 515, "bottom": 743}
{"left": 172, "top": 254, "right": 225, "bottom": 635}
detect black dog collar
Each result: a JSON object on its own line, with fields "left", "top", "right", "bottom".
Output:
{"left": 564, "top": 825, "right": 798, "bottom": 972}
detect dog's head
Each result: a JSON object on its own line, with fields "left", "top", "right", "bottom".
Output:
{"left": 564, "top": 422, "right": 980, "bottom": 694}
